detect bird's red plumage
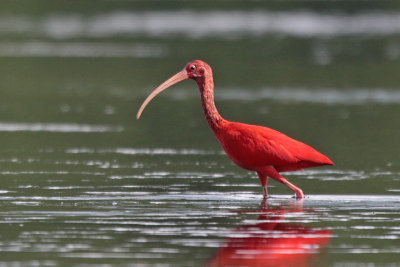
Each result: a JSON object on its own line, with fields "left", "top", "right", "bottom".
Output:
{"left": 137, "top": 59, "right": 334, "bottom": 198}
{"left": 216, "top": 121, "right": 333, "bottom": 172}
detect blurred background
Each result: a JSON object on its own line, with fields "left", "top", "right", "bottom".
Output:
{"left": 0, "top": 1, "right": 400, "bottom": 266}
{"left": 1, "top": 1, "right": 400, "bottom": 169}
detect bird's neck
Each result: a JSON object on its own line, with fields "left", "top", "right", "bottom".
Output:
{"left": 196, "top": 76, "right": 223, "bottom": 133}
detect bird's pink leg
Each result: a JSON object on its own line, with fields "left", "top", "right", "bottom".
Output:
{"left": 257, "top": 172, "right": 269, "bottom": 198}
{"left": 259, "top": 166, "right": 304, "bottom": 199}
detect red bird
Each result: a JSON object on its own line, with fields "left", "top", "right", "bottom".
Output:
{"left": 137, "top": 60, "right": 334, "bottom": 198}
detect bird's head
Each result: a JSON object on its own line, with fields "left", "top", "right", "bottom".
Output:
{"left": 136, "top": 60, "right": 211, "bottom": 119}
{"left": 185, "top": 60, "right": 211, "bottom": 80}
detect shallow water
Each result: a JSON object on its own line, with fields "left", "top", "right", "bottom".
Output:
{"left": 0, "top": 144, "right": 399, "bottom": 266}
{"left": 1, "top": 1, "right": 400, "bottom": 266}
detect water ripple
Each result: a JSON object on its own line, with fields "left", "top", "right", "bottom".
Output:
{"left": 290, "top": 169, "right": 370, "bottom": 181}
{"left": 171, "top": 87, "right": 400, "bottom": 105}
{"left": 65, "top": 147, "right": 219, "bottom": 155}
{"left": 3, "top": 11, "right": 400, "bottom": 39}
{"left": 0, "top": 122, "right": 123, "bottom": 133}
{"left": 0, "top": 41, "right": 166, "bottom": 58}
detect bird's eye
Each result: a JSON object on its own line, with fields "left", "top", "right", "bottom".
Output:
{"left": 190, "top": 65, "right": 196, "bottom": 70}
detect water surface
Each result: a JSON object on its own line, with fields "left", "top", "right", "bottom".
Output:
{"left": 0, "top": 1, "right": 400, "bottom": 266}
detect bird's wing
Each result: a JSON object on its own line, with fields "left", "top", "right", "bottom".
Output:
{"left": 217, "top": 122, "right": 332, "bottom": 171}
{"left": 266, "top": 130, "right": 333, "bottom": 171}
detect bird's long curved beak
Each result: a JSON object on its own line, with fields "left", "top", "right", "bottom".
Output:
{"left": 136, "top": 69, "right": 188, "bottom": 119}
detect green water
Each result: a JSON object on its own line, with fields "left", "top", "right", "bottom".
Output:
{"left": 0, "top": 1, "right": 400, "bottom": 266}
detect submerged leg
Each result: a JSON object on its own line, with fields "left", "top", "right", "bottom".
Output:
{"left": 260, "top": 166, "right": 304, "bottom": 199}
{"left": 256, "top": 171, "right": 269, "bottom": 198}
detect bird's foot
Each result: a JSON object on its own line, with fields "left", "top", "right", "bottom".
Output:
{"left": 293, "top": 190, "right": 304, "bottom": 199}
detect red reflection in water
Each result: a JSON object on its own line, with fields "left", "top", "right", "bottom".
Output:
{"left": 209, "top": 200, "right": 332, "bottom": 267}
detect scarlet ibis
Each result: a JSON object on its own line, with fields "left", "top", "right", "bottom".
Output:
{"left": 137, "top": 60, "right": 333, "bottom": 198}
